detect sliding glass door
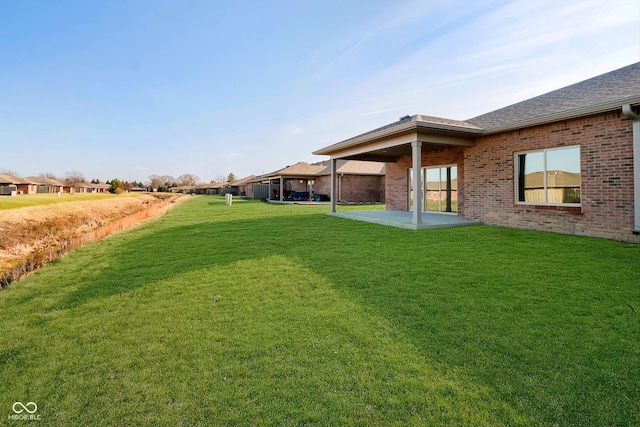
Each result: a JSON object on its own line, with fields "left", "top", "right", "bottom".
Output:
{"left": 409, "top": 165, "right": 458, "bottom": 213}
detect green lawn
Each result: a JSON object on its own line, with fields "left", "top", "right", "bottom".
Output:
{"left": 1, "top": 196, "right": 638, "bottom": 426}
{"left": 0, "top": 193, "right": 143, "bottom": 210}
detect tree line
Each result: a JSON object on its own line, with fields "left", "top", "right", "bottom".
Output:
{"left": 30, "top": 170, "right": 237, "bottom": 193}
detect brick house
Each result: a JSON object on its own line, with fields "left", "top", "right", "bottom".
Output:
{"left": 229, "top": 175, "right": 256, "bottom": 197}
{"left": 314, "top": 160, "right": 385, "bottom": 203}
{"left": 314, "top": 62, "right": 640, "bottom": 242}
{"left": 254, "top": 161, "right": 384, "bottom": 203}
{"left": 0, "top": 173, "right": 38, "bottom": 194}
{"left": 25, "top": 176, "right": 65, "bottom": 193}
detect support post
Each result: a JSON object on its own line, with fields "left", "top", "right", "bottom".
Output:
{"left": 279, "top": 176, "right": 284, "bottom": 201}
{"left": 330, "top": 158, "right": 337, "bottom": 212}
{"left": 412, "top": 141, "right": 422, "bottom": 225}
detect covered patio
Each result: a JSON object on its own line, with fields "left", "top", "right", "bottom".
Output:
{"left": 264, "top": 162, "right": 325, "bottom": 202}
{"left": 313, "top": 114, "right": 483, "bottom": 229}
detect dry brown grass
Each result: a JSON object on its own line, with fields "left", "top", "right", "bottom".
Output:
{"left": 0, "top": 193, "right": 181, "bottom": 288}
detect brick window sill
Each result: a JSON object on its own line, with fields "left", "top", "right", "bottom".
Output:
{"left": 515, "top": 204, "right": 582, "bottom": 213}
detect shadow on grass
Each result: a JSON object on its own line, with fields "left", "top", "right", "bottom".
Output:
{"left": 54, "top": 197, "right": 640, "bottom": 425}
{"left": 59, "top": 209, "right": 385, "bottom": 309}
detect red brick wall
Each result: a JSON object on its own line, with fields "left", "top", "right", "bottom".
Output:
{"left": 314, "top": 175, "right": 331, "bottom": 197}
{"left": 314, "top": 174, "right": 384, "bottom": 202}
{"left": 382, "top": 113, "right": 638, "bottom": 242}
{"left": 339, "top": 175, "right": 384, "bottom": 202}
{"left": 464, "top": 111, "right": 638, "bottom": 242}
{"left": 385, "top": 162, "right": 409, "bottom": 209}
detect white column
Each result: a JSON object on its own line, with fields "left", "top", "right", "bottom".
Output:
{"left": 412, "top": 141, "right": 422, "bottom": 225}
{"left": 330, "top": 158, "right": 337, "bottom": 212}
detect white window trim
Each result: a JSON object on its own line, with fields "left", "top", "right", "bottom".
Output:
{"left": 514, "top": 145, "right": 581, "bottom": 207}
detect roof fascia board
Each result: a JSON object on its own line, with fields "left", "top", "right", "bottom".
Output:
{"left": 313, "top": 122, "right": 417, "bottom": 156}
{"left": 327, "top": 132, "right": 419, "bottom": 159}
{"left": 314, "top": 121, "right": 481, "bottom": 156}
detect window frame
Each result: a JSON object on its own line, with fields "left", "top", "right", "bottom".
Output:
{"left": 408, "top": 164, "right": 458, "bottom": 213}
{"left": 514, "top": 145, "right": 581, "bottom": 207}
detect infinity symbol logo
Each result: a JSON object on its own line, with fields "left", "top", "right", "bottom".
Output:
{"left": 12, "top": 402, "right": 38, "bottom": 414}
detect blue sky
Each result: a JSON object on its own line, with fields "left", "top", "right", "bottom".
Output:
{"left": 1, "top": 0, "right": 638, "bottom": 183}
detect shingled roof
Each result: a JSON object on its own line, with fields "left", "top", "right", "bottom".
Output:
{"left": 467, "top": 62, "right": 640, "bottom": 131}
{"left": 0, "top": 173, "right": 36, "bottom": 185}
{"left": 266, "top": 162, "right": 327, "bottom": 177}
{"left": 25, "top": 176, "right": 66, "bottom": 186}
{"left": 229, "top": 175, "right": 257, "bottom": 187}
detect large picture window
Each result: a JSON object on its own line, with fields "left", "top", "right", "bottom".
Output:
{"left": 516, "top": 146, "right": 581, "bottom": 205}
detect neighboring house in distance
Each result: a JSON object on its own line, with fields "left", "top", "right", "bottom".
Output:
{"left": 0, "top": 174, "right": 20, "bottom": 195}
{"left": 92, "top": 183, "right": 111, "bottom": 193}
{"left": 255, "top": 161, "right": 384, "bottom": 203}
{"left": 313, "top": 62, "right": 640, "bottom": 242}
{"left": 73, "top": 182, "right": 97, "bottom": 193}
{"left": 262, "top": 162, "right": 326, "bottom": 201}
{"left": 209, "top": 181, "right": 231, "bottom": 195}
{"left": 0, "top": 174, "right": 38, "bottom": 194}
{"left": 314, "top": 160, "right": 385, "bottom": 203}
{"left": 171, "top": 185, "right": 196, "bottom": 194}
{"left": 25, "top": 176, "right": 65, "bottom": 194}
{"left": 194, "top": 183, "right": 212, "bottom": 195}
{"left": 229, "top": 175, "right": 257, "bottom": 197}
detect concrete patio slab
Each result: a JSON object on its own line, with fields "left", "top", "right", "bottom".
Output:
{"left": 328, "top": 210, "right": 481, "bottom": 230}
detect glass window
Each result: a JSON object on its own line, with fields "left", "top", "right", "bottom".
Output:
{"left": 408, "top": 165, "right": 457, "bottom": 212}
{"left": 516, "top": 146, "right": 580, "bottom": 205}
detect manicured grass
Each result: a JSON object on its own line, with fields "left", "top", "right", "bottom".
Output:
{"left": 0, "top": 193, "right": 143, "bottom": 210}
{"left": 1, "top": 196, "right": 638, "bottom": 426}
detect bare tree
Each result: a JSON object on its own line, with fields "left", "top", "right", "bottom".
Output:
{"left": 0, "top": 168, "right": 19, "bottom": 175}
{"left": 39, "top": 172, "right": 58, "bottom": 179}
{"left": 178, "top": 173, "right": 199, "bottom": 186}
{"left": 215, "top": 175, "right": 226, "bottom": 183}
{"left": 160, "top": 175, "right": 175, "bottom": 186}
{"left": 148, "top": 174, "right": 164, "bottom": 190}
{"left": 65, "top": 170, "right": 85, "bottom": 185}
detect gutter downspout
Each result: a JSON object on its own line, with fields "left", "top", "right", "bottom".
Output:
{"left": 622, "top": 104, "right": 640, "bottom": 235}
